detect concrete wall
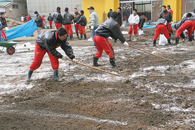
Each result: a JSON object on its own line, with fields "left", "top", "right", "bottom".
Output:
{"left": 5, "top": 1, "right": 27, "bottom": 21}
{"left": 82, "top": 0, "right": 119, "bottom": 24}
{"left": 26, "top": 0, "right": 82, "bottom": 19}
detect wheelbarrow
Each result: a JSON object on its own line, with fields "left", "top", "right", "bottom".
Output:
{"left": 0, "top": 41, "right": 17, "bottom": 55}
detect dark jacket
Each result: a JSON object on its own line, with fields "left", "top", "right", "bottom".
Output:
{"left": 107, "top": 11, "right": 112, "bottom": 19}
{"left": 47, "top": 15, "right": 53, "bottom": 21}
{"left": 63, "top": 12, "right": 74, "bottom": 25}
{"left": 139, "top": 16, "right": 145, "bottom": 29}
{"left": 0, "top": 17, "right": 7, "bottom": 28}
{"left": 159, "top": 10, "right": 172, "bottom": 22}
{"left": 53, "top": 12, "right": 62, "bottom": 23}
{"left": 116, "top": 12, "right": 122, "bottom": 26}
{"left": 176, "top": 17, "right": 195, "bottom": 29}
{"left": 76, "top": 14, "right": 87, "bottom": 26}
{"left": 73, "top": 12, "right": 80, "bottom": 23}
{"left": 95, "top": 17, "right": 126, "bottom": 43}
{"left": 156, "top": 18, "right": 167, "bottom": 26}
{"left": 36, "top": 31, "right": 75, "bottom": 59}
{"left": 34, "top": 14, "right": 42, "bottom": 27}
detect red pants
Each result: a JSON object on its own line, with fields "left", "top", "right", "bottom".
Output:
{"left": 167, "top": 22, "right": 172, "bottom": 34}
{"left": 192, "top": 20, "right": 195, "bottom": 34}
{"left": 175, "top": 21, "right": 193, "bottom": 38}
{"left": 79, "top": 26, "right": 86, "bottom": 35}
{"left": 30, "top": 43, "right": 59, "bottom": 71}
{"left": 49, "top": 21, "right": 53, "bottom": 27}
{"left": 94, "top": 35, "right": 114, "bottom": 58}
{"left": 1, "top": 29, "right": 7, "bottom": 40}
{"left": 137, "top": 23, "right": 141, "bottom": 29}
{"left": 64, "top": 24, "right": 72, "bottom": 36}
{"left": 55, "top": 23, "right": 62, "bottom": 30}
{"left": 128, "top": 24, "right": 138, "bottom": 35}
{"left": 75, "top": 24, "right": 80, "bottom": 33}
{"left": 154, "top": 24, "right": 170, "bottom": 40}
{"left": 118, "top": 24, "right": 121, "bottom": 29}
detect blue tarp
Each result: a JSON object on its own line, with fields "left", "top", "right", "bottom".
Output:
{"left": 143, "top": 24, "right": 175, "bottom": 28}
{"left": 3, "top": 20, "right": 38, "bottom": 40}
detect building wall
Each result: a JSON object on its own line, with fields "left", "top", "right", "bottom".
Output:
{"left": 83, "top": 0, "right": 119, "bottom": 24}
{"left": 26, "top": 0, "right": 82, "bottom": 19}
{"left": 5, "top": 1, "right": 27, "bottom": 21}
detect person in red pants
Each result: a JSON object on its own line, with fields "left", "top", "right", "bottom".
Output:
{"left": 41, "top": 15, "right": 45, "bottom": 28}
{"left": 73, "top": 8, "right": 80, "bottom": 39}
{"left": 174, "top": 13, "right": 195, "bottom": 45}
{"left": 63, "top": 7, "right": 74, "bottom": 40}
{"left": 26, "top": 14, "right": 31, "bottom": 22}
{"left": 153, "top": 18, "right": 171, "bottom": 47}
{"left": 76, "top": 10, "right": 87, "bottom": 40}
{"left": 0, "top": 12, "right": 7, "bottom": 41}
{"left": 47, "top": 13, "right": 53, "bottom": 29}
{"left": 128, "top": 9, "right": 140, "bottom": 41}
{"left": 53, "top": 7, "right": 63, "bottom": 30}
{"left": 26, "top": 28, "right": 75, "bottom": 82}
{"left": 94, "top": 12, "right": 129, "bottom": 67}
{"left": 159, "top": 5, "right": 172, "bottom": 37}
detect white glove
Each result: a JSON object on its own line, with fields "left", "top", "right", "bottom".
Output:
{"left": 5, "top": 27, "right": 8, "bottom": 31}
{"left": 123, "top": 42, "right": 129, "bottom": 47}
{"left": 91, "top": 26, "right": 94, "bottom": 29}
{"left": 61, "top": 56, "right": 67, "bottom": 61}
{"left": 72, "top": 59, "right": 77, "bottom": 63}
{"left": 75, "top": 23, "right": 77, "bottom": 25}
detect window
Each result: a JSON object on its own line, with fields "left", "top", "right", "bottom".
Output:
{"left": 12, "top": 4, "right": 18, "bottom": 9}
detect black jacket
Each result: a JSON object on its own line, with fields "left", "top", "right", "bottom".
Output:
{"left": 139, "top": 16, "right": 145, "bottom": 29}
{"left": 73, "top": 12, "right": 80, "bottom": 23}
{"left": 0, "top": 17, "right": 7, "bottom": 28}
{"left": 36, "top": 31, "right": 75, "bottom": 59}
{"left": 34, "top": 14, "right": 42, "bottom": 27}
{"left": 107, "top": 11, "right": 112, "bottom": 19}
{"left": 116, "top": 12, "right": 122, "bottom": 26}
{"left": 76, "top": 14, "right": 87, "bottom": 26}
{"left": 53, "top": 12, "right": 62, "bottom": 23}
{"left": 159, "top": 10, "right": 172, "bottom": 22}
{"left": 95, "top": 17, "right": 126, "bottom": 43}
{"left": 47, "top": 15, "right": 53, "bottom": 21}
{"left": 63, "top": 12, "right": 74, "bottom": 25}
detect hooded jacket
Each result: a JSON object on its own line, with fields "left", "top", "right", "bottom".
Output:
{"left": 53, "top": 11, "right": 62, "bottom": 23}
{"left": 156, "top": 18, "right": 167, "bottom": 26}
{"left": 128, "top": 14, "right": 140, "bottom": 25}
{"left": 36, "top": 31, "right": 75, "bottom": 59}
{"left": 63, "top": 12, "right": 74, "bottom": 25}
{"left": 95, "top": 17, "right": 126, "bottom": 43}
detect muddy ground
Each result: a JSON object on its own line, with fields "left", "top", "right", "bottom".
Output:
{"left": 0, "top": 27, "right": 195, "bottom": 130}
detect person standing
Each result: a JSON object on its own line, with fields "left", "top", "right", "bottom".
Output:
{"left": 76, "top": 10, "right": 87, "bottom": 40}
{"left": 73, "top": 8, "right": 80, "bottom": 39}
{"left": 47, "top": 13, "right": 53, "bottom": 29}
{"left": 53, "top": 7, "right": 63, "bottom": 30}
{"left": 26, "top": 28, "right": 75, "bottom": 82}
{"left": 153, "top": 18, "right": 171, "bottom": 47}
{"left": 107, "top": 9, "right": 112, "bottom": 19}
{"left": 34, "top": 11, "right": 42, "bottom": 35}
{"left": 116, "top": 7, "right": 122, "bottom": 29}
{"left": 41, "top": 15, "right": 46, "bottom": 28}
{"left": 128, "top": 9, "right": 140, "bottom": 41}
{"left": 159, "top": 5, "right": 172, "bottom": 37}
{"left": 167, "top": 5, "right": 173, "bottom": 16}
{"left": 26, "top": 14, "right": 31, "bottom": 22}
{"left": 88, "top": 6, "right": 100, "bottom": 46}
{"left": 63, "top": 7, "right": 74, "bottom": 40}
{"left": 93, "top": 12, "right": 129, "bottom": 67}
{"left": 0, "top": 12, "right": 8, "bottom": 41}
{"left": 21, "top": 14, "right": 25, "bottom": 23}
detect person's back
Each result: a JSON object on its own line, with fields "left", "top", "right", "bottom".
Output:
{"left": 53, "top": 11, "right": 62, "bottom": 23}
{"left": 63, "top": 12, "right": 74, "bottom": 25}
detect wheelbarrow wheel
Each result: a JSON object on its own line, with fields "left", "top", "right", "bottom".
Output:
{"left": 6, "top": 47, "right": 15, "bottom": 55}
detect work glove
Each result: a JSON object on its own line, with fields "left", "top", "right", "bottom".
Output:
{"left": 61, "top": 56, "right": 67, "bottom": 61}
{"left": 75, "top": 23, "right": 77, "bottom": 25}
{"left": 5, "top": 27, "right": 8, "bottom": 31}
{"left": 72, "top": 59, "right": 78, "bottom": 63}
{"left": 91, "top": 26, "right": 94, "bottom": 29}
{"left": 123, "top": 41, "right": 129, "bottom": 47}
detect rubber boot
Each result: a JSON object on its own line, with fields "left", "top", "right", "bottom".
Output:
{"left": 84, "top": 35, "right": 87, "bottom": 40}
{"left": 174, "top": 38, "right": 179, "bottom": 45}
{"left": 53, "top": 70, "right": 62, "bottom": 82}
{"left": 50, "top": 26, "right": 52, "bottom": 29}
{"left": 93, "top": 57, "right": 100, "bottom": 66}
{"left": 26, "top": 70, "right": 33, "bottom": 82}
{"left": 110, "top": 57, "right": 118, "bottom": 67}
{"left": 169, "top": 33, "right": 171, "bottom": 38}
{"left": 153, "top": 40, "right": 156, "bottom": 47}
{"left": 70, "top": 35, "right": 73, "bottom": 40}
{"left": 129, "top": 35, "right": 131, "bottom": 41}
{"left": 79, "top": 34, "right": 83, "bottom": 40}
{"left": 168, "top": 39, "right": 171, "bottom": 45}
{"left": 76, "top": 33, "right": 79, "bottom": 39}
{"left": 188, "top": 37, "right": 193, "bottom": 41}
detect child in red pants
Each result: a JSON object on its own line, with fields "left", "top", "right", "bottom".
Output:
{"left": 153, "top": 18, "right": 171, "bottom": 46}
{"left": 76, "top": 10, "right": 87, "bottom": 40}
